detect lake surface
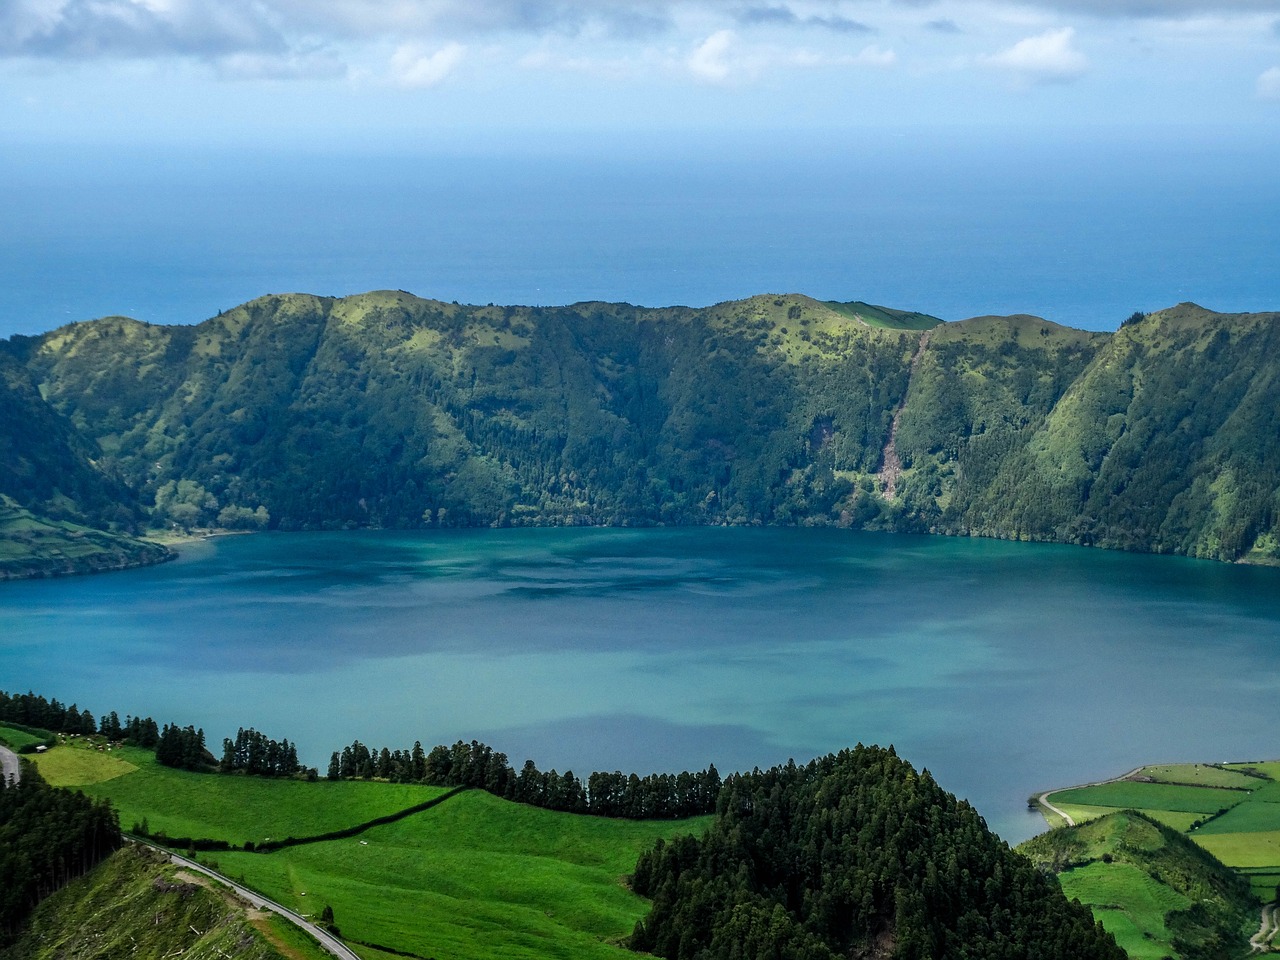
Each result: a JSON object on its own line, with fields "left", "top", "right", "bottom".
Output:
{"left": 3, "top": 527, "right": 1279, "bottom": 843}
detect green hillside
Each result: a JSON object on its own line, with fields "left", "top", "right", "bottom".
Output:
{"left": 1019, "top": 811, "right": 1256, "bottom": 960}
{"left": 0, "top": 844, "right": 319, "bottom": 960}
{"left": 3, "top": 291, "right": 1279, "bottom": 576}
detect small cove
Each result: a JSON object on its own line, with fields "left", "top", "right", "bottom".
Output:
{"left": 3, "top": 527, "right": 1278, "bottom": 843}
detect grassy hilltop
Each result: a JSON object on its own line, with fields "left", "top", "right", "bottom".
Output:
{"left": 2, "top": 291, "right": 1279, "bottom": 576}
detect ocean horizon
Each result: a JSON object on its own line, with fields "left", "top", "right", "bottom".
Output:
{"left": 3, "top": 126, "right": 1278, "bottom": 339}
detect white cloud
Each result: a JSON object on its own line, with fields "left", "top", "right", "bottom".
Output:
{"left": 1259, "top": 66, "right": 1280, "bottom": 100}
{"left": 389, "top": 41, "right": 465, "bottom": 88}
{"left": 983, "top": 27, "right": 1089, "bottom": 84}
{"left": 689, "top": 28, "right": 735, "bottom": 82}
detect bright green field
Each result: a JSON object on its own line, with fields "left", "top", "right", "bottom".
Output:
{"left": 1139, "top": 764, "right": 1261, "bottom": 790}
{"left": 33, "top": 743, "right": 451, "bottom": 844}
{"left": 0, "top": 722, "right": 53, "bottom": 751}
{"left": 1194, "top": 797, "right": 1280, "bottom": 835}
{"left": 34, "top": 740, "right": 709, "bottom": 960}
{"left": 212, "top": 790, "right": 708, "bottom": 960}
{"left": 29, "top": 741, "right": 138, "bottom": 783}
{"left": 1050, "top": 781, "right": 1246, "bottom": 815}
{"left": 1058, "top": 861, "right": 1189, "bottom": 960}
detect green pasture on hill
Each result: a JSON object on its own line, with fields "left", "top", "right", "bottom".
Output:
{"left": 1049, "top": 780, "right": 1246, "bottom": 815}
{"left": 1057, "top": 861, "right": 1189, "bottom": 960}
{"left": 0, "top": 722, "right": 54, "bottom": 751}
{"left": 33, "top": 743, "right": 451, "bottom": 844}
{"left": 1138, "top": 763, "right": 1262, "bottom": 790}
{"left": 1035, "top": 761, "right": 1280, "bottom": 959}
{"left": 212, "top": 791, "right": 708, "bottom": 960}
{"left": 32, "top": 739, "right": 710, "bottom": 960}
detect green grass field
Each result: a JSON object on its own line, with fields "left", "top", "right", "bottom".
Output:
{"left": 1057, "top": 861, "right": 1189, "bottom": 960}
{"left": 1033, "top": 761, "right": 1280, "bottom": 958}
{"left": 33, "top": 740, "right": 709, "bottom": 960}
{"left": 212, "top": 791, "right": 708, "bottom": 960}
{"left": 0, "top": 722, "right": 54, "bottom": 751}
{"left": 1138, "top": 763, "right": 1261, "bottom": 790}
{"left": 1049, "top": 780, "right": 1247, "bottom": 815}
{"left": 34, "top": 743, "right": 452, "bottom": 844}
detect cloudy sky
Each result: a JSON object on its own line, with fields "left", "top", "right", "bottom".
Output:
{"left": 3, "top": 0, "right": 1280, "bottom": 146}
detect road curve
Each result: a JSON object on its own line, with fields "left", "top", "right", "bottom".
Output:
{"left": 1033, "top": 767, "right": 1148, "bottom": 829}
{"left": 1250, "top": 902, "right": 1278, "bottom": 954}
{"left": 139, "top": 842, "right": 362, "bottom": 960}
{"left": 0, "top": 744, "right": 20, "bottom": 786}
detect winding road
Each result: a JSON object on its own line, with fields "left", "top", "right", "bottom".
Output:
{"left": 1032, "top": 767, "right": 1147, "bottom": 828}
{"left": 0, "top": 744, "right": 20, "bottom": 786}
{"left": 141, "top": 843, "right": 362, "bottom": 960}
{"left": 1251, "top": 903, "right": 1279, "bottom": 954}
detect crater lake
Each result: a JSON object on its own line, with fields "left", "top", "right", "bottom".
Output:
{"left": 3, "top": 527, "right": 1278, "bottom": 842}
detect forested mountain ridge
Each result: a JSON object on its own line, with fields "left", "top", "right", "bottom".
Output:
{"left": 2, "top": 291, "right": 1277, "bottom": 571}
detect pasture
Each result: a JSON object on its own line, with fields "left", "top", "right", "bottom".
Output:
{"left": 32, "top": 739, "right": 709, "bottom": 960}
{"left": 34, "top": 743, "right": 451, "bottom": 844}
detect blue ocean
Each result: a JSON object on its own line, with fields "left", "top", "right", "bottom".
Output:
{"left": 2, "top": 127, "right": 1277, "bottom": 338}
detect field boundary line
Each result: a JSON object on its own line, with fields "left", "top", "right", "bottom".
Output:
{"left": 136, "top": 784, "right": 470, "bottom": 853}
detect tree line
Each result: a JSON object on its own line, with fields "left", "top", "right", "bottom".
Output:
{"left": 326, "top": 737, "right": 722, "bottom": 820}
{"left": 0, "top": 690, "right": 312, "bottom": 777}
{"left": 0, "top": 765, "right": 121, "bottom": 945}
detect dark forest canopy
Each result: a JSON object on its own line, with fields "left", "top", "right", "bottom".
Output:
{"left": 2, "top": 291, "right": 1278, "bottom": 571}
{"left": 628, "top": 745, "right": 1126, "bottom": 960}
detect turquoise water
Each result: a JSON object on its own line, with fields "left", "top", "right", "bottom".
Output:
{"left": 3, "top": 527, "right": 1279, "bottom": 842}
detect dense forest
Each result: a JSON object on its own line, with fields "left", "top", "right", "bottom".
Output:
{"left": 0, "top": 767, "right": 122, "bottom": 944}
{"left": 1, "top": 291, "right": 1278, "bottom": 569}
{"left": 628, "top": 746, "right": 1125, "bottom": 960}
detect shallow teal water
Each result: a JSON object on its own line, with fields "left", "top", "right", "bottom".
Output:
{"left": 3, "top": 528, "right": 1278, "bottom": 842}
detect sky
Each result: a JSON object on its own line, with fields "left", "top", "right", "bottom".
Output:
{"left": 1, "top": 0, "right": 1279, "bottom": 335}
{"left": 4, "top": 0, "right": 1280, "bottom": 146}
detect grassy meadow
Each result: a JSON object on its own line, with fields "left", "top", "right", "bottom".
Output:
{"left": 0, "top": 721, "right": 55, "bottom": 751}
{"left": 1034, "top": 760, "right": 1280, "bottom": 948}
{"left": 32, "top": 738, "right": 710, "bottom": 960}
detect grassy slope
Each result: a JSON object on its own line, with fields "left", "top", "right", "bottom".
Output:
{"left": 34, "top": 742, "right": 709, "bottom": 960}
{"left": 214, "top": 791, "right": 707, "bottom": 960}
{"left": 0, "top": 723, "right": 54, "bottom": 752}
{"left": 1019, "top": 809, "right": 1254, "bottom": 960}
{"left": 1035, "top": 760, "right": 1280, "bottom": 946}
{"left": 0, "top": 498, "right": 172, "bottom": 580}
{"left": 33, "top": 745, "right": 451, "bottom": 844}
{"left": 0, "top": 844, "right": 326, "bottom": 960}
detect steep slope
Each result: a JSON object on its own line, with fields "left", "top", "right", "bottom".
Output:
{"left": 940, "top": 304, "right": 1280, "bottom": 559}
{"left": 22, "top": 292, "right": 928, "bottom": 531}
{"left": 1, "top": 845, "right": 302, "bottom": 960}
{"left": 8, "top": 291, "right": 1280, "bottom": 566}
{"left": 1019, "top": 810, "right": 1255, "bottom": 960}
{"left": 0, "top": 344, "right": 172, "bottom": 578}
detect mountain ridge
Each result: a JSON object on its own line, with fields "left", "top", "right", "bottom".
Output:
{"left": 2, "top": 291, "right": 1277, "bottom": 577}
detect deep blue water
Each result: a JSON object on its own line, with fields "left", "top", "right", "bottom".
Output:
{"left": 3, "top": 528, "right": 1280, "bottom": 843}
{"left": 2, "top": 129, "right": 1278, "bottom": 338}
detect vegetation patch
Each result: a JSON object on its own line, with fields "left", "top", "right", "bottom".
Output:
{"left": 35, "top": 745, "right": 452, "bottom": 847}
{"left": 28, "top": 738, "right": 137, "bottom": 784}
{"left": 0, "top": 723, "right": 53, "bottom": 753}
{"left": 1138, "top": 763, "right": 1262, "bottom": 790}
{"left": 1050, "top": 780, "right": 1247, "bottom": 815}
{"left": 1019, "top": 810, "right": 1254, "bottom": 960}
{"left": 1056, "top": 861, "right": 1189, "bottom": 959}
{"left": 208, "top": 789, "right": 709, "bottom": 960}
{"left": 0, "top": 845, "right": 309, "bottom": 960}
